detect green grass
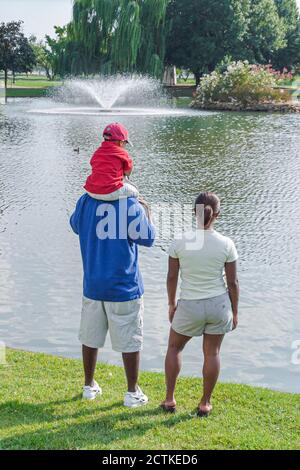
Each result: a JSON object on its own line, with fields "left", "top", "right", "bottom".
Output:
{"left": 7, "top": 80, "right": 61, "bottom": 88}
{"left": 278, "top": 75, "right": 300, "bottom": 88}
{"left": 5, "top": 88, "right": 49, "bottom": 98}
{"left": 177, "top": 78, "right": 196, "bottom": 85}
{"left": 0, "top": 349, "right": 299, "bottom": 450}
{"left": 0, "top": 74, "right": 61, "bottom": 98}
{"left": 0, "top": 74, "right": 62, "bottom": 89}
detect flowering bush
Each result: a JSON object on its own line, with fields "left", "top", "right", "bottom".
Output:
{"left": 196, "top": 61, "right": 292, "bottom": 105}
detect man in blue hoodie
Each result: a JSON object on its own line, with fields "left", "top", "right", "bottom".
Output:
{"left": 70, "top": 195, "right": 155, "bottom": 407}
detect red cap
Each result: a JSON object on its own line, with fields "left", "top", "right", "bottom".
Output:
{"left": 103, "top": 123, "right": 132, "bottom": 146}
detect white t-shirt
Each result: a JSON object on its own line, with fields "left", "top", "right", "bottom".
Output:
{"left": 169, "top": 229, "right": 238, "bottom": 300}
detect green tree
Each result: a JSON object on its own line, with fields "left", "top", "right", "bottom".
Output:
{"left": 46, "top": 26, "right": 73, "bottom": 78}
{"left": 244, "top": 0, "right": 287, "bottom": 63}
{"left": 274, "top": 0, "right": 299, "bottom": 25}
{"left": 29, "top": 36, "right": 56, "bottom": 80}
{"left": 49, "top": 0, "right": 168, "bottom": 78}
{"left": 165, "top": 0, "right": 292, "bottom": 82}
{"left": 273, "top": 0, "right": 300, "bottom": 69}
{"left": 136, "top": 0, "right": 168, "bottom": 77}
{"left": 0, "top": 21, "right": 36, "bottom": 96}
{"left": 165, "top": 0, "right": 251, "bottom": 85}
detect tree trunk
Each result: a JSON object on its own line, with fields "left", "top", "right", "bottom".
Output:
{"left": 194, "top": 72, "right": 201, "bottom": 87}
{"left": 45, "top": 67, "right": 55, "bottom": 81}
{"left": 4, "top": 68, "right": 8, "bottom": 103}
{"left": 163, "top": 65, "right": 177, "bottom": 86}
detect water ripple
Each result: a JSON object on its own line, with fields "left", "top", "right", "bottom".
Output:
{"left": 0, "top": 99, "right": 300, "bottom": 392}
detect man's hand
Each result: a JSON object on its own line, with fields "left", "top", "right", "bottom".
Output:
{"left": 138, "top": 197, "right": 152, "bottom": 221}
{"left": 169, "top": 303, "right": 177, "bottom": 324}
{"left": 232, "top": 313, "right": 238, "bottom": 330}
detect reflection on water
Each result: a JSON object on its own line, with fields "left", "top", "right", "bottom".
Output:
{"left": 28, "top": 106, "right": 192, "bottom": 117}
{"left": 0, "top": 98, "right": 300, "bottom": 392}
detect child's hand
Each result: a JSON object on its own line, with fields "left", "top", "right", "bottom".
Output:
{"left": 124, "top": 169, "right": 132, "bottom": 177}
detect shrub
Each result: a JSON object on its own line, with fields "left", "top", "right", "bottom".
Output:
{"left": 195, "top": 61, "right": 292, "bottom": 106}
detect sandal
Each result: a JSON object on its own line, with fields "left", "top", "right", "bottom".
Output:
{"left": 160, "top": 401, "right": 176, "bottom": 413}
{"left": 197, "top": 404, "right": 212, "bottom": 418}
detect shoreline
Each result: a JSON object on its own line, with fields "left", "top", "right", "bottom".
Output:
{"left": 5, "top": 88, "right": 49, "bottom": 98}
{"left": 1, "top": 348, "right": 299, "bottom": 449}
{"left": 191, "top": 100, "right": 300, "bottom": 113}
{"left": 4, "top": 344, "right": 297, "bottom": 396}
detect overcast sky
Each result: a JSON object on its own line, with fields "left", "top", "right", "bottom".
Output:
{"left": 0, "top": 0, "right": 73, "bottom": 40}
{"left": 1, "top": 0, "right": 300, "bottom": 40}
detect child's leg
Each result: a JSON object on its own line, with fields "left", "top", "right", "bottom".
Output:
{"left": 123, "top": 179, "right": 151, "bottom": 219}
{"left": 87, "top": 185, "right": 151, "bottom": 220}
{"left": 86, "top": 181, "right": 139, "bottom": 201}
{"left": 86, "top": 190, "right": 122, "bottom": 201}
{"left": 122, "top": 181, "right": 139, "bottom": 198}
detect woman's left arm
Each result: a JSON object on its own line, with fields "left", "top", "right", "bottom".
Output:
{"left": 167, "top": 256, "right": 180, "bottom": 323}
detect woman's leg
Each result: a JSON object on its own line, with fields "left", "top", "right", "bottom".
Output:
{"left": 200, "top": 334, "right": 224, "bottom": 412}
{"left": 164, "top": 328, "right": 191, "bottom": 405}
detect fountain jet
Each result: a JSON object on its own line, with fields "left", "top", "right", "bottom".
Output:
{"left": 53, "top": 75, "right": 168, "bottom": 110}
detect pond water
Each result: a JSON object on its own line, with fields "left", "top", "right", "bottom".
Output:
{"left": 0, "top": 98, "right": 300, "bottom": 393}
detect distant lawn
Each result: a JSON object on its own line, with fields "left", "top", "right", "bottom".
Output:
{"left": 0, "top": 74, "right": 61, "bottom": 98}
{"left": 7, "top": 80, "right": 61, "bottom": 88}
{"left": 276, "top": 77, "right": 300, "bottom": 100}
{"left": 5, "top": 88, "right": 49, "bottom": 98}
{"left": 177, "top": 78, "right": 196, "bottom": 85}
{"left": 0, "top": 349, "right": 299, "bottom": 450}
{"left": 0, "top": 74, "right": 62, "bottom": 90}
{"left": 278, "top": 75, "right": 300, "bottom": 88}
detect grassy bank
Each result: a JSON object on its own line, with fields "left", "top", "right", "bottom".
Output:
{"left": 0, "top": 74, "right": 61, "bottom": 98}
{"left": 0, "top": 74, "right": 62, "bottom": 88}
{"left": 5, "top": 88, "right": 49, "bottom": 98}
{"left": 0, "top": 349, "right": 299, "bottom": 450}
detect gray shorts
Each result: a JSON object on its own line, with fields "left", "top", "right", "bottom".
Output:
{"left": 79, "top": 296, "right": 144, "bottom": 352}
{"left": 172, "top": 292, "right": 233, "bottom": 337}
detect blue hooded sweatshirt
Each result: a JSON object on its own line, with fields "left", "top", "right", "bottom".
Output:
{"left": 70, "top": 195, "right": 155, "bottom": 302}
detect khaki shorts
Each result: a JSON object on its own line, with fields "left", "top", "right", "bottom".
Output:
{"left": 79, "top": 296, "right": 144, "bottom": 352}
{"left": 172, "top": 292, "right": 233, "bottom": 337}
{"left": 86, "top": 181, "right": 139, "bottom": 201}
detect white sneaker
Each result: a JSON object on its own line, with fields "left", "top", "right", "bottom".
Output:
{"left": 124, "top": 386, "right": 148, "bottom": 408}
{"left": 82, "top": 380, "right": 102, "bottom": 400}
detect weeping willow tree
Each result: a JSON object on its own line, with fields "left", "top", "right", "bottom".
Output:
{"left": 52, "top": 0, "right": 169, "bottom": 78}
{"left": 137, "top": 0, "right": 168, "bottom": 77}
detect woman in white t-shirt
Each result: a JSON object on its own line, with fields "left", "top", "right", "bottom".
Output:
{"left": 161, "top": 192, "right": 239, "bottom": 417}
